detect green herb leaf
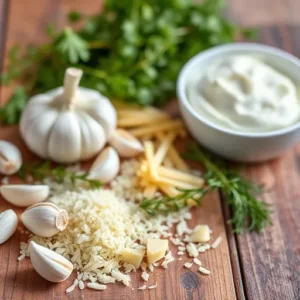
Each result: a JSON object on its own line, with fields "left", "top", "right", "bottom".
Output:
{"left": 0, "top": 87, "right": 28, "bottom": 124}
{"left": 140, "top": 188, "right": 208, "bottom": 215}
{"left": 68, "top": 11, "right": 83, "bottom": 23}
{"left": 18, "top": 161, "right": 102, "bottom": 189}
{"left": 54, "top": 27, "right": 90, "bottom": 64}
{"left": 184, "top": 144, "right": 272, "bottom": 233}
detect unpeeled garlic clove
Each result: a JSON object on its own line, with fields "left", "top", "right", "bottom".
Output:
{"left": 88, "top": 146, "right": 120, "bottom": 183}
{"left": 29, "top": 241, "right": 73, "bottom": 282}
{"left": 0, "top": 209, "right": 18, "bottom": 244}
{"left": 1, "top": 185, "right": 49, "bottom": 207}
{"left": 109, "top": 129, "right": 144, "bottom": 158}
{"left": 21, "top": 203, "right": 68, "bottom": 237}
{"left": 0, "top": 140, "right": 22, "bottom": 175}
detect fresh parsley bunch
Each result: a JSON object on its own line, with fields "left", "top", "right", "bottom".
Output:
{"left": 0, "top": 0, "right": 251, "bottom": 124}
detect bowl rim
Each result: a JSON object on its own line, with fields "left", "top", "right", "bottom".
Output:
{"left": 177, "top": 42, "right": 300, "bottom": 138}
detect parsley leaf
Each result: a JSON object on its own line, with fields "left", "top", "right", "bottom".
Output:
{"left": 54, "top": 27, "right": 90, "bottom": 64}
{"left": 0, "top": 87, "right": 28, "bottom": 124}
{"left": 0, "top": 0, "right": 253, "bottom": 124}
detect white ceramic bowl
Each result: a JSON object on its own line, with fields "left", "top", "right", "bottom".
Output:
{"left": 177, "top": 43, "right": 300, "bottom": 162}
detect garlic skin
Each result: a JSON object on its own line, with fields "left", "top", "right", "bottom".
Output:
{"left": 0, "top": 209, "right": 18, "bottom": 244}
{"left": 1, "top": 185, "right": 49, "bottom": 207}
{"left": 20, "top": 68, "right": 117, "bottom": 163}
{"left": 21, "top": 203, "right": 68, "bottom": 237}
{"left": 0, "top": 140, "right": 22, "bottom": 175}
{"left": 29, "top": 241, "right": 73, "bottom": 282}
{"left": 109, "top": 129, "right": 144, "bottom": 158}
{"left": 88, "top": 147, "right": 120, "bottom": 183}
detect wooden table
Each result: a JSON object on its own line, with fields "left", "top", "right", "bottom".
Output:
{"left": 0, "top": 1, "right": 299, "bottom": 299}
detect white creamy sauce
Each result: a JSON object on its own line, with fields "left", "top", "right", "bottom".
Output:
{"left": 188, "top": 55, "right": 300, "bottom": 132}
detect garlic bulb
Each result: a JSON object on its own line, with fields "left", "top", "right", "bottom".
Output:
{"left": 0, "top": 140, "right": 22, "bottom": 175}
{"left": 1, "top": 185, "right": 49, "bottom": 207}
{"left": 88, "top": 146, "right": 120, "bottom": 183}
{"left": 29, "top": 241, "right": 73, "bottom": 282}
{"left": 20, "top": 68, "right": 117, "bottom": 163}
{"left": 109, "top": 129, "right": 144, "bottom": 157}
{"left": 21, "top": 203, "right": 68, "bottom": 237}
{"left": 0, "top": 209, "right": 18, "bottom": 244}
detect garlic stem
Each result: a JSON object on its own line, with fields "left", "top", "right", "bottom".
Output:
{"left": 63, "top": 68, "right": 83, "bottom": 106}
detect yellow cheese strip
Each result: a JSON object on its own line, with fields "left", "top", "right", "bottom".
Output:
{"left": 118, "top": 114, "right": 169, "bottom": 127}
{"left": 144, "top": 185, "right": 157, "bottom": 198}
{"left": 153, "top": 132, "right": 176, "bottom": 167}
{"left": 155, "top": 133, "right": 189, "bottom": 172}
{"left": 167, "top": 145, "right": 189, "bottom": 172}
{"left": 158, "top": 183, "right": 181, "bottom": 197}
{"left": 162, "top": 157, "right": 174, "bottom": 168}
{"left": 143, "top": 141, "right": 157, "bottom": 179}
{"left": 157, "top": 176, "right": 200, "bottom": 189}
{"left": 157, "top": 166, "right": 204, "bottom": 186}
{"left": 129, "top": 120, "right": 184, "bottom": 137}
{"left": 117, "top": 107, "right": 169, "bottom": 119}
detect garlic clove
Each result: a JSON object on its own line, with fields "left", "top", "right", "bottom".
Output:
{"left": 21, "top": 203, "right": 69, "bottom": 237}
{"left": 109, "top": 129, "right": 144, "bottom": 158}
{"left": 1, "top": 185, "right": 49, "bottom": 207}
{"left": 88, "top": 146, "right": 120, "bottom": 183}
{"left": 48, "top": 111, "right": 82, "bottom": 163}
{"left": 29, "top": 241, "right": 73, "bottom": 282}
{"left": 0, "top": 209, "right": 18, "bottom": 244}
{"left": 0, "top": 140, "right": 22, "bottom": 175}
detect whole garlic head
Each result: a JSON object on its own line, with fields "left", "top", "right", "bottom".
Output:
{"left": 20, "top": 68, "right": 117, "bottom": 163}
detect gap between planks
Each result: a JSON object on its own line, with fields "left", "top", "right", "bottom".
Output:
{"left": 220, "top": 191, "right": 247, "bottom": 300}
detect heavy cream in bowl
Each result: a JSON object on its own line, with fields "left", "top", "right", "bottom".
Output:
{"left": 187, "top": 55, "right": 300, "bottom": 133}
{"left": 177, "top": 43, "right": 300, "bottom": 162}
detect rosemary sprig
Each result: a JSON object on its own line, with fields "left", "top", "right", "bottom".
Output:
{"left": 141, "top": 188, "right": 209, "bottom": 215}
{"left": 18, "top": 161, "right": 102, "bottom": 189}
{"left": 140, "top": 144, "right": 272, "bottom": 233}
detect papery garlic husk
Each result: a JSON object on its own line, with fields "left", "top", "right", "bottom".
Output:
{"left": 109, "top": 129, "right": 144, "bottom": 158}
{"left": 88, "top": 146, "right": 120, "bottom": 183}
{"left": 0, "top": 185, "right": 49, "bottom": 207}
{"left": 29, "top": 241, "right": 73, "bottom": 282}
{"left": 0, "top": 140, "right": 22, "bottom": 175}
{"left": 0, "top": 209, "right": 18, "bottom": 244}
{"left": 21, "top": 203, "right": 68, "bottom": 237}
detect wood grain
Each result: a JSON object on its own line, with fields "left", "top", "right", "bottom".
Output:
{"left": 0, "top": 1, "right": 237, "bottom": 299}
{"left": 231, "top": 25, "right": 300, "bottom": 300}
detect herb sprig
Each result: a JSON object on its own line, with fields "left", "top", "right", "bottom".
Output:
{"left": 141, "top": 188, "right": 209, "bottom": 215}
{"left": 0, "top": 0, "right": 252, "bottom": 124}
{"left": 141, "top": 144, "right": 272, "bottom": 233}
{"left": 18, "top": 162, "right": 102, "bottom": 189}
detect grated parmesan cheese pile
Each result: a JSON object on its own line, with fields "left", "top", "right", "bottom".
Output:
{"left": 19, "top": 159, "right": 222, "bottom": 292}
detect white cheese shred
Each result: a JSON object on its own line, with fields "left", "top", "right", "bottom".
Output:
{"left": 211, "top": 236, "right": 222, "bottom": 249}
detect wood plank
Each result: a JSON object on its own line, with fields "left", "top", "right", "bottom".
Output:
{"left": 225, "top": 0, "right": 300, "bottom": 295}
{"left": 0, "top": 1, "right": 237, "bottom": 299}
{"left": 228, "top": 0, "right": 300, "bottom": 26}
{"left": 235, "top": 25, "right": 300, "bottom": 298}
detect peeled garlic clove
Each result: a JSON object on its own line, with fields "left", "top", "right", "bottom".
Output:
{"left": 0, "top": 140, "right": 22, "bottom": 175}
{"left": 88, "top": 146, "right": 120, "bottom": 183}
{"left": 0, "top": 209, "right": 18, "bottom": 244}
{"left": 21, "top": 203, "right": 68, "bottom": 237}
{"left": 29, "top": 241, "right": 73, "bottom": 282}
{"left": 109, "top": 129, "right": 143, "bottom": 158}
{"left": 0, "top": 185, "right": 49, "bottom": 207}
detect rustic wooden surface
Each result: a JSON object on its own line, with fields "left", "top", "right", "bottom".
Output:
{"left": 0, "top": 0, "right": 300, "bottom": 300}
